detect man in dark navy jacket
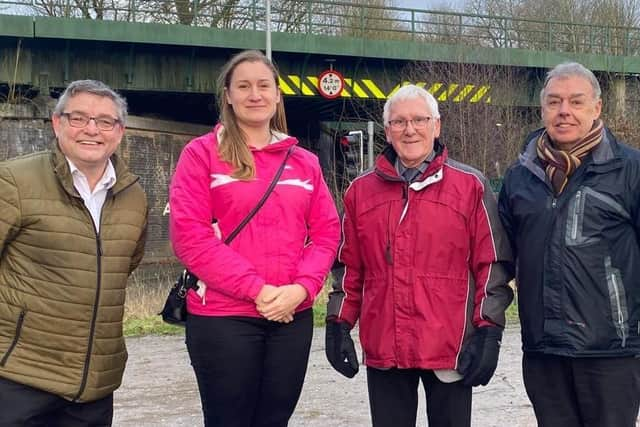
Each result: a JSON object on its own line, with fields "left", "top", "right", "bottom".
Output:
{"left": 499, "top": 62, "right": 640, "bottom": 427}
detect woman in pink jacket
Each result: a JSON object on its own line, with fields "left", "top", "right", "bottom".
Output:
{"left": 169, "top": 50, "right": 340, "bottom": 427}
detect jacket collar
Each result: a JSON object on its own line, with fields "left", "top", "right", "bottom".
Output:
{"left": 519, "top": 127, "right": 621, "bottom": 185}
{"left": 375, "top": 138, "right": 447, "bottom": 190}
{"left": 519, "top": 130, "right": 548, "bottom": 183}
{"left": 591, "top": 129, "right": 616, "bottom": 164}
{"left": 51, "top": 143, "right": 138, "bottom": 198}
{"left": 214, "top": 123, "right": 298, "bottom": 153}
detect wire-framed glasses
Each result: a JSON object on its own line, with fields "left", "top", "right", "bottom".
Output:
{"left": 61, "top": 112, "right": 121, "bottom": 131}
{"left": 388, "top": 116, "right": 432, "bottom": 131}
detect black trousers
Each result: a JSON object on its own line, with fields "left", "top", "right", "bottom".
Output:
{"left": 0, "top": 377, "right": 113, "bottom": 427}
{"left": 186, "top": 309, "right": 313, "bottom": 427}
{"left": 366, "top": 367, "right": 472, "bottom": 427}
{"left": 523, "top": 353, "right": 640, "bottom": 427}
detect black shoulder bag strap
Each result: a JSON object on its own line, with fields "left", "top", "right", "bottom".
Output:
{"left": 181, "top": 145, "right": 294, "bottom": 292}
{"left": 223, "top": 145, "right": 294, "bottom": 244}
{"left": 163, "top": 146, "right": 296, "bottom": 326}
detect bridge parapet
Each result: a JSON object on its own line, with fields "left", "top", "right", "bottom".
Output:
{"left": 3, "top": 0, "right": 640, "bottom": 58}
{"left": 1, "top": 0, "right": 640, "bottom": 112}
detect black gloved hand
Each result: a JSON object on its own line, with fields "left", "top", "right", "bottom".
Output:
{"left": 325, "top": 320, "right": 359, "bottom": 378}
{"left": 458, "top": 326, "right": 503, "bottom": 387}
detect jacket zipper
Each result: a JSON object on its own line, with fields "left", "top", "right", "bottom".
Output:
{"left": 571, "top": 190, "right": 581, "bottom": 240}
{"left": 540, "top": 193, "right": 558, "bottom": 346}
{"left": 73, "top": 198, "right": 105, "bottom": 401}
{"left": 387, "top": 184, "right": 409, "bottom": 264}
{"left": 610, "top": 273, "right": 627, "bottom": 347}
{"left": 0, "top": 310, "right": 26, "bottom": 367}
{"left": 399, "top": 183, "right": 410, "bottom": 224}
{"left": 385, "top": 200, "right": 393, "bottom": 265}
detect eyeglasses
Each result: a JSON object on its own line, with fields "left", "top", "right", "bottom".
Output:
{"left": 387, "top": 116, "right": 432, "bottom": 131}
{"left": 60, "top": 112, "right": 121, "bottom": 131}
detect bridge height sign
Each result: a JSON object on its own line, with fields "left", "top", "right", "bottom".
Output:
{"left": 318, "top": 69, "right": 344, "bottom": 99}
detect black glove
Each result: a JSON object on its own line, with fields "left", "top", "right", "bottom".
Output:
{"left": 458, "top": 326, "right": 503, "bottom": 387}
{"left": 325, "top": 320, "right": 359, "bottom": 378}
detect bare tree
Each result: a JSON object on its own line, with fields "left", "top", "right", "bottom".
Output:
{"left": 404, "top": 61, "right": 537, "bottom": 176}
{"left": 331, "top": 0, "right": 404, "bottom": 39}
{"left": 327, "top": 60, "right": 538, "bottom": 180}
{"left": 465, "top": 0, "right": 640, "bottom": 54}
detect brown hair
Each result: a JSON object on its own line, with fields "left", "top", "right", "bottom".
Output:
{"left": 217, "top": 50, "right": 288, "bottom": 179}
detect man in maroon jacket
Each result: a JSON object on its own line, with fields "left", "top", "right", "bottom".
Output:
{"left": 325, "top": 84, "right": 514, "bottom": 427}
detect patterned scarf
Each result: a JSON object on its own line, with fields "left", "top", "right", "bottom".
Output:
{"left": 536, "top": 119, "right": 604, "bottom": 195}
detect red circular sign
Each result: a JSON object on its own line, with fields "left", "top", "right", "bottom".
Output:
{"left": 317, "top": 69, "right": 345, "bottom": 99}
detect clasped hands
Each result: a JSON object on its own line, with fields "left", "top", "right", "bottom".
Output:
{"left": 255, "top": 284, "right": 308, "bottom": 323}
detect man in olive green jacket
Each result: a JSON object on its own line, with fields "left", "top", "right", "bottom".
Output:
{"left": 0, "top": 80, "right": 147, "bottom": 426}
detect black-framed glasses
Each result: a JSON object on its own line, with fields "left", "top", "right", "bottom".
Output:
{"left": 60, "top": 112, "right": 121, "bottom": 131}
{"left": 388, "top": 116, "right": 432, "bottom": 131}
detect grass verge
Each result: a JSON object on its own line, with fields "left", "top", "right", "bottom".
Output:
{"left": 124, "top": 273, "right": 184, "bottom": 337}
{"left": 123, "top": 274, "right": 332, "bottom": 336}
{"left": 123, "top": 275, "right": 519, "bottom": 336}
{"left": 505, "top": 300, "right": 519, "bottom": 326}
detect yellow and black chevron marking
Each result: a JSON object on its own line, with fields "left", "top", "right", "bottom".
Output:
{"left": 278, "top": 75, "right": 491, "bottom": 103}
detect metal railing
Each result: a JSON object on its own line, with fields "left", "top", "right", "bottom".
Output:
{"left": 2, "top": 0, "right": 640, "bottom": 56}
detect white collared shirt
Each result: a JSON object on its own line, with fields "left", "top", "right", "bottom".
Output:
{"left": 66, "top": 159, "right": 117, "bottom": 233}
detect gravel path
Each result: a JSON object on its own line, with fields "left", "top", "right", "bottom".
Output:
{"left": 113, "top": 327, "right": 635, "bottom": 426}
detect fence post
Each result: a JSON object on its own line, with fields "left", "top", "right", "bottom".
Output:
{"left": 625, "top": 28, "right": 630, "bottom": 55}
{"left": 307, "top": 0, "right": 312, "bottom": 34}
{"left": 192, "top": 0, "right": 199, "bottom": 25}
{"left": 411, "top": 10, "right": 415, "bottom": 41}
{"left": 503, "top": 17, "right": 508, "bottom": 47}
{"left": 251, "top": 0, "right": 256, "bottom": 31}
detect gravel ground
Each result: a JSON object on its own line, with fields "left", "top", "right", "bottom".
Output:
{"left": 113, "top": 327, "right": 636, "bottom": 427}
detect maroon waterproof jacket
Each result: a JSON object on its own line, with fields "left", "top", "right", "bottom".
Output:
{"left": 330, "top": 142, "right": 513, "bottom": 370}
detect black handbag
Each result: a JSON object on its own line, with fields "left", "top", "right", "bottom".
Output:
{"left": 160, "top": 146, "right": 294, "bottom": 326}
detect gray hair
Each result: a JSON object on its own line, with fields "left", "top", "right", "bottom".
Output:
{"left": 53, "top": 79, "right": 128, "bottom": 124}
{"left": 540, "top": 62, "right": 601, "bottom": 104}
{"left": 383, "top": 84, "right": 440, "bottom": 125}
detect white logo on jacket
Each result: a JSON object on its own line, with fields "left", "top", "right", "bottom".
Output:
{"left": 277, "top": 179, "right": 314, "bottom": 191}
{"left": 210, "top": 174, "right": 313, "bottom": 192}
{"left": 210, "top": 174, "right": 239, "bottom": 188}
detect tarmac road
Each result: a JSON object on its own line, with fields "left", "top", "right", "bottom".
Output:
{"left": 113, "top": 327, "right": 637, "bottom": 427}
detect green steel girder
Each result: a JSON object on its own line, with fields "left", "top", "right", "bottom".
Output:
{"left": 1, "top": 14, "right": 639, "bottom": 108}
{"left": 0, "top": 15, "right": 637, "bottom": 74}
{"left": 0, "top": 15, "right": 33, "bottom": 38}
{"left": 33, "top": 16, "right": 263, "bottom": 48}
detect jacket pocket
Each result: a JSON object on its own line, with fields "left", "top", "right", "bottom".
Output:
{"left": 566, "top": 187, "right": 630, "bottom": 247}
{"left": 605, "top": 256, "right": 629, "bottom": 348}
{"left": 0, "top": 310, "right": 26, "bottom": 367}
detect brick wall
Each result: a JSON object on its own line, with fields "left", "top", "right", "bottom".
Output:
{"left": 0, "top": 103, "right": 210, "bottom": 281}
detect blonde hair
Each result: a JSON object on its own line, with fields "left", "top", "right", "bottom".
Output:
{"left": 217, "top": 50, "right": 288, "bottom": 179}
